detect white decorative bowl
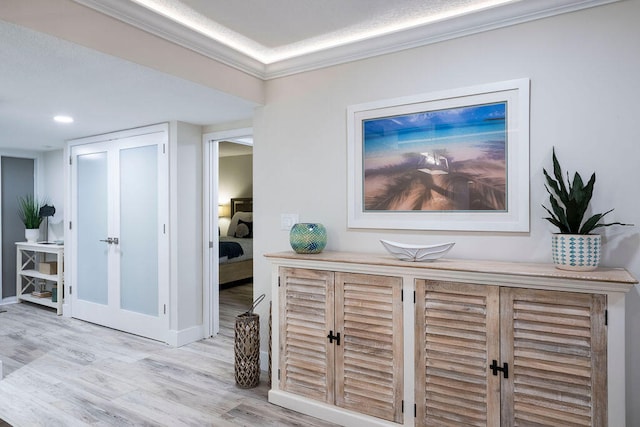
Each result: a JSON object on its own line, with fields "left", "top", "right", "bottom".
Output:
{"left": 380, "top": 240, "right": 455, "bottom": 262}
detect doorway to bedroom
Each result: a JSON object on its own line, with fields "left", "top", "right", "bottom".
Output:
{"left": 203, "top": 128, "right": 253, "bottom": 337}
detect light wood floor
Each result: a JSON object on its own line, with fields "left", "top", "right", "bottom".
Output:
{"left": 0, "top": 283, "right": 337, "bottom": 427}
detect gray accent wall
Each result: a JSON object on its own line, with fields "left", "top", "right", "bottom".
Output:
{"left": 2, "top": 157, "right": 35, "bottom": 299}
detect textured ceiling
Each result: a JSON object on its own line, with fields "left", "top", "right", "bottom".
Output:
{"left": 75, "top": 0, "right": 618, "bottom": 78}
{"left": 116, "top": 0, "right": 517, "bottom": 64}
{"left": 178, "top": 0, "right": 508, "bottom": 50}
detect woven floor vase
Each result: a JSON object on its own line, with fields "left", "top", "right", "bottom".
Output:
{"left": 552, "top": 234, "right": 601, "bottom": 271}
{"left": 234, "top": 312, "right": 260, "bottom": 388}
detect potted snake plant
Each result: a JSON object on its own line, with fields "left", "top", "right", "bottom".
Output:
{"left": 543, "top": 148, "right": 631, "bottom": 271}
{"left": 17, "top": 195, "right": 45, "bottom": 243}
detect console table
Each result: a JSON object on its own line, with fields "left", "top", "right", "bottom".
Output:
{"left": 16, "top": 242, "right": 64, "bottom": 315}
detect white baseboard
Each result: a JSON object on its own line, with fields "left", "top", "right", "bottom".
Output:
{"left": 167, "top": 324, "right": 205, "bottom": 347}
{"left": 0, "top": 297, "right": 17, "bottom": 305}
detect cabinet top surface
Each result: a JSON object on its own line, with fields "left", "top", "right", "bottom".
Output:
{"left": 265, "top": 251, "right": 638, "bottom": 287}
{"left": 16, "top": 242, "right": 64, "bottom": 251}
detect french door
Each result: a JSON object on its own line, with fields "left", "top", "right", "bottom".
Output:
{"left": 70, "top": 127, "right": 169, "bottom": 341}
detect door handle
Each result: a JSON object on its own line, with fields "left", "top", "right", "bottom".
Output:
{"left": 99, "top": 237, "right": 120, "bottom": 244}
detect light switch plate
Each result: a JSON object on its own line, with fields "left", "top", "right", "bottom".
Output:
{"left": 280, "top": 213, "right": 299, "bottom": 231}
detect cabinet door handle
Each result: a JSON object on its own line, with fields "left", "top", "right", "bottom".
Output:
{"left": 489, "top": 359, "right": 509, "bottom": 378}
{"left": 327, "top": 331, "right": 341, "bottom": 346}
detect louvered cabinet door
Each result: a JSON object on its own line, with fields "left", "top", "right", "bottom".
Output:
{"left": 279, "top": 267, "right": 335, "bottom": 403}
{"left": 334, "top": 272, "right": 403, "bottom": 423}
{"left": 500, "top": 288, "right": 607, "bottom": 427}
{"left": 416, "top": 280, "right": 501, "bottom": 427}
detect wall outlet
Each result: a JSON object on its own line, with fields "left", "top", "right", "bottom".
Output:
{"left": 280, "top": 213, "right": 299, "bottom": 231}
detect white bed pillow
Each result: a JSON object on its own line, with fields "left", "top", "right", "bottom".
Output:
{"left": 227, "top": 212, "right": 253, "bottom": 237}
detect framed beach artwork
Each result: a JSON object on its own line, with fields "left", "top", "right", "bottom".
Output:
{"left": 347, "top": 78, "right": 530, "bottom": 232}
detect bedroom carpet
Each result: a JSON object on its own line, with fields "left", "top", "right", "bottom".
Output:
{"left": 0, "top": 284, "right": 337, "bottom": 427}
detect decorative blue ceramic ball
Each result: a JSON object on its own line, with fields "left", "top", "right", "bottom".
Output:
{"left": 289, "top": 223, "right": 327, "bottom": 254}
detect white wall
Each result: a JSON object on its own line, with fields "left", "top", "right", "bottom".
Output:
{"left": 203, "top": 119, "right": 253, "bottom": 134}
{"left": 219, "top": 154, "right": 253, "bottom": 235}
{"left": 40, "top": 150, "right": 65, "bottom": 242}
{"left": 1, "top": 0, "right": 264, "bottom": 106}
{"left": 253, "top": 1, "right": 640, "bottom": 424}
{"left": 170, "top": 121, "right": 204, "bottom": 333}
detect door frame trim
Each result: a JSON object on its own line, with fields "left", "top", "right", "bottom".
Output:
{"left": 202, "top": 127, "right": 253, "bottom": 338}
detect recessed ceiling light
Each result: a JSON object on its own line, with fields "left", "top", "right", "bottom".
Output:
{"left": 54, "top": 115, "right": 74, "bottom": 124}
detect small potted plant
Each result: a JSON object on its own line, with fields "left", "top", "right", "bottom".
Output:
{"left": 17, "top": 195, "right": 45, "bottom": 243}
{"left": 543, "top": 148, "right": 631, "bottom": 271}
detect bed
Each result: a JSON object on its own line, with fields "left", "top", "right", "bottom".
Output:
{"left": 219, "top": 197, "right": 253, "bottom": 285}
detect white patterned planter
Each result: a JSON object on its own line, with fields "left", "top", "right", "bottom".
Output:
{"left": 551, "top": 234, "right": 601, "bottom": 271}
{"left": 25, "top": 228, "right": 39, "bottom": 243}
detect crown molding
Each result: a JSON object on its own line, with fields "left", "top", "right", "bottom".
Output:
{"left": 263, "top": 0, "right": 621, "bottom": 79}
{"left": 73, "top": 0, "right": 267, "bottom": 78}
{"left": 73, "top": 0, "right": 620, "bottom": 80}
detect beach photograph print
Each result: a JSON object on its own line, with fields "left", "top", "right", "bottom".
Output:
{"left": 362, "top": 102, "right": 507, "bottom": 213}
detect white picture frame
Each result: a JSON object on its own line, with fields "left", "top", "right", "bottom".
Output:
{"left": 347, "top": 78, "right": 530, "bottom": 232}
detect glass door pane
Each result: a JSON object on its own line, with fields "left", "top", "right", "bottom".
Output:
{"left": 119, "top": 145, "right": 158, "bottom": 316}
{"left": 77, "top": 152, "right": 109, "bottom": 304}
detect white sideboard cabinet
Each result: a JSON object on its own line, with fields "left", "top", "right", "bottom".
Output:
{"left": 266, "top": 251, "right": 637, "bottom": 427}
{"left": 278, "top": 267, "right": 403, "bottom": 423}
